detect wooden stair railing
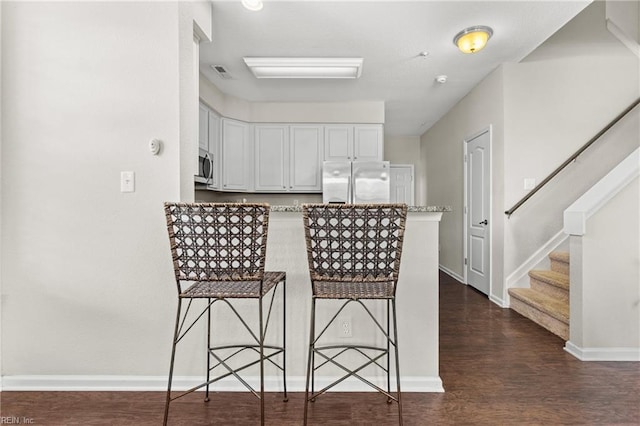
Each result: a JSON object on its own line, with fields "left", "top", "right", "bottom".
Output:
{"left": 505, "top": 97, "right": 640, "bottom": 218}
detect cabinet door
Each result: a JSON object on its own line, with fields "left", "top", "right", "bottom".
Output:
{"left": 198, "top": 103, "right": 209, "bottom": 151}
{"left": 324, "top": 125, "right": 354, "bottom": 161}
{"left": 255, "top": 125, "right": 289, "bottom": 191}
{"left": 222, "top": 118, "right": 251, "bottom": 191}
{"left": 290, "top": 125, "right": 323, "bottom": 192}
{"left": 207, "top": 110, "right": 221, "bottom": 189}
{"left": 354, "top": 124, "right": 383, "bottom": 161}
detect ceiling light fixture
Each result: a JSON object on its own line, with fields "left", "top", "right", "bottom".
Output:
{"left": 453, "top": 25, "right": 493, "bottom": 54}
{"left": 243, "top": 57, "right": 364, "bottom": 79}
{"left": 242, "top": 0, "right": 263, "bottom": 11}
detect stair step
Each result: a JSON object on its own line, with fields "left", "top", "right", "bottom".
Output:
{"left": 529, "top": 270, "right": 569, "bottom": 291}
{"left": 509, "top": 288, "right": 569, "bottom": 340}
{"left": 549, "top": 251, "right": 570, "bottom": 275}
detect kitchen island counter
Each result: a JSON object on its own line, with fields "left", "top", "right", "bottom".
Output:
{"left": 264, "top": 206, "right": 446, "bottom": 392}
{"left": 270, "top": 204, "right": 451, "bottom": 213}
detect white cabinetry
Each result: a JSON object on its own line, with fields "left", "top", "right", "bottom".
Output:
{"left": 255, "top": 124, "right": 324, "bottom": 192}
{"left": 255, "top": 125, "right": 289, "bottom": 191}
{"left": 354, "top": 125, "right": 383, "bottom": 161}
{"left": 198, "top": 116, "right": 382, "bottom": 193}
{"left": 198, "top": 102, "right": 221, "bottom": 189}
{"left": 324, "top": 124, "right": 383, "bottom": 161}
{"left": 290, "top": 125, "right": 323, "bottom": 191}
{"left": 222, "top": 118, "right": 251, "bottom": 191}
{"left": 254, "top": 124, "right": 323, "bottom": 192}
{"left": 198, "top": 104, "right": 209, "bottom": 151}
{"left": 207, "top": 109, "right": 221, "bottom": 189}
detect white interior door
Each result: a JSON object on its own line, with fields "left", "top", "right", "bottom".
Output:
{"left": 465, "top": 130, "right": 490, "bottom": 295}
{"left": 390, "top": 165, "right": 414, "bottom": 205}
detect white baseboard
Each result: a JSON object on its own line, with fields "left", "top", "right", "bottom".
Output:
{"left": 504, "top": 231, "right": 568, "bottom": 306}
{"left": 439, "top": 265, "right": 464, "bottom": 283}
{"left": 0, "top": 375, "right": 444, "bottom": 393}
{"left": 564, "top": 341, "right": 640, "bottom": 361}
{"left": 489, "top": 294, "right": 507, "bottom": 308}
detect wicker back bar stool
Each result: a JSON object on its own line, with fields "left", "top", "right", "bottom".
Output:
{"left": 301, "top": 203, "right": 408, "bottom": 425}
{"left": 163, "top": 202, "right": 287, "bottom": 425}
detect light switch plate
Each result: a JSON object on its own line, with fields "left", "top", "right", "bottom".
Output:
{"left": 121, "top": 171, "right": 135, "bottom": 192}
{"left": 524, "top": 178, "right": 536, "bottom": 190}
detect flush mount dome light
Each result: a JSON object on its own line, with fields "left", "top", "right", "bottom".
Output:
{"left": 243, "top": 57, "right": 364, "bottom": 79}
{"left": 242, "top": 0, "right": 263, "bottom": 11}
{"left": 453, "top": 26, "right": 493, "bottom": 54}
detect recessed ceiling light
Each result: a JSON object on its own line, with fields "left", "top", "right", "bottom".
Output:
{"left": 243, "top": 57, "right": 364, "bottom": 79}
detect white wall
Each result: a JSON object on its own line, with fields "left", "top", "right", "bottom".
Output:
{"left": 606, "top": 0, "right": 639, "bottom": 44}
{"left": 568, "top": 176, "right": 639, "bottom": 360}
{"left": 200, "top": 75, "right": 251, "bottom": 121}
{"left": 250, "top": 102, "right": 385, "bottom": 124}
{"left": 0, "top": 0, "right": 3, "bottom": 387}
{"left": 1, "top": 1, "right": 208, "bottom": 380}
{"left": 200, "top": 75, "right": 385, "bottom": 125}
{"left": 420, "top": 67, "right": 505, "bottom": 292}
{"left": 502, "top": 0, "right": 639, "bottom": 281}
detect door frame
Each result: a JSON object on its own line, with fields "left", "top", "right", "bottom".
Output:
{"left": 390, "top": 164, "right": 415, "bottom": 205}
{"left": 462, "top": 126, "right": 493, "bottom": 295}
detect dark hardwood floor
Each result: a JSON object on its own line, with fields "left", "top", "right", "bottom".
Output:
{"left": 2, "top": 271, "right": 639, "bottom": 425}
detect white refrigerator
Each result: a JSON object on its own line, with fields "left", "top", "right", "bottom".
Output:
{"left": 322, "top": 161, "right": 390, "bottom": 204}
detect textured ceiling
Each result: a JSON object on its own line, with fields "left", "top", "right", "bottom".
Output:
{"left": 200, "top": 1, "right": 590, "bottom": 136}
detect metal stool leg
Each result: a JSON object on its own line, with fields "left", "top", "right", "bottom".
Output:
{"left": 387, "top": 299, "right": 392, "bottom": 403}
{"left": 282, "top": 279, "right": 289, "bottom": 402}
{"left": 205, "top": 298, "right": 211, "bottom": 403}
{"left": 392, "top": 298, "right": 403, "bottom": 425}
{"left": 163, "top": 298, "right": 182, "bottom": 426}
{"left": 303, "top": 297, "right": 316, "bottom": 425}
{"left": 259, "top": 295, "right": 265, "bottom": 426}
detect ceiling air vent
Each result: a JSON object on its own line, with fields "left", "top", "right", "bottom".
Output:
{"left": 211, "top": 65, "right": 232, "bottom": 79}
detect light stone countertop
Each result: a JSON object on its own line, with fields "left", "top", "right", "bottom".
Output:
{"left": 270, "top": 205, "right": 451, "bottom": 213}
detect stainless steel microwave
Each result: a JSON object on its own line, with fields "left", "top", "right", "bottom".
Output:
{"left": 195, "top": 148, "right": 213, "bottom": 184}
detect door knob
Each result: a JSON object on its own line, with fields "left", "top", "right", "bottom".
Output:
{"left": 479, "top": 219, "right": 488, "bottom": 225}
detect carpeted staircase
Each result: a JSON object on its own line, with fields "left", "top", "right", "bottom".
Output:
{"left": 508, "top": 251, "right": 570, "bottom": 340}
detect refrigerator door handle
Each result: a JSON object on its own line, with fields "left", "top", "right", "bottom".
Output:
{"left": 347, "top": 175, "right": 352, "bottom": 204}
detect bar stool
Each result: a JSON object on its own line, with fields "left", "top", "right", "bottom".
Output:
{"left": 163, "top": 202, "right": 287, "bottom": 425}
{"left": 301, "top": 203, "right": 408, "bottom": 425}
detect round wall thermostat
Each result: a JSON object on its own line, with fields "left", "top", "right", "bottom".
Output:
{"left": 149, "top": 139, "right": 161, "bottom": 155}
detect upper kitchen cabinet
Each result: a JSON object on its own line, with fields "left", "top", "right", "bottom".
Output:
{"left": 207, "top": 109, "right": 221, "bottom": 189}
{"left": 197, "top": 102, "right": 221, "bottom": 189}
{"left": 324, "top": 124, "right": 383, "bottom": 161}
{"left": 289, "top": 125, "right": 323, "bottom": 191}
{"left": 254, "top": 125, "right": 289, "bottom": 191}
{"left": 222, "top": 118, "right": 252, "bottom": 191}
{"left": 198, "top": 103, "right": 209, "bottom": 151}
{"left": 254, "top": 124, "right": 323, "bottom": 192}
{"left": 354, "top": 124, "right": 383, "bottom": 161}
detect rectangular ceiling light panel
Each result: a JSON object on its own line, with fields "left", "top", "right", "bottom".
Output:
{"left": 243, "top": 57, "right": 363, "bottom": 79}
